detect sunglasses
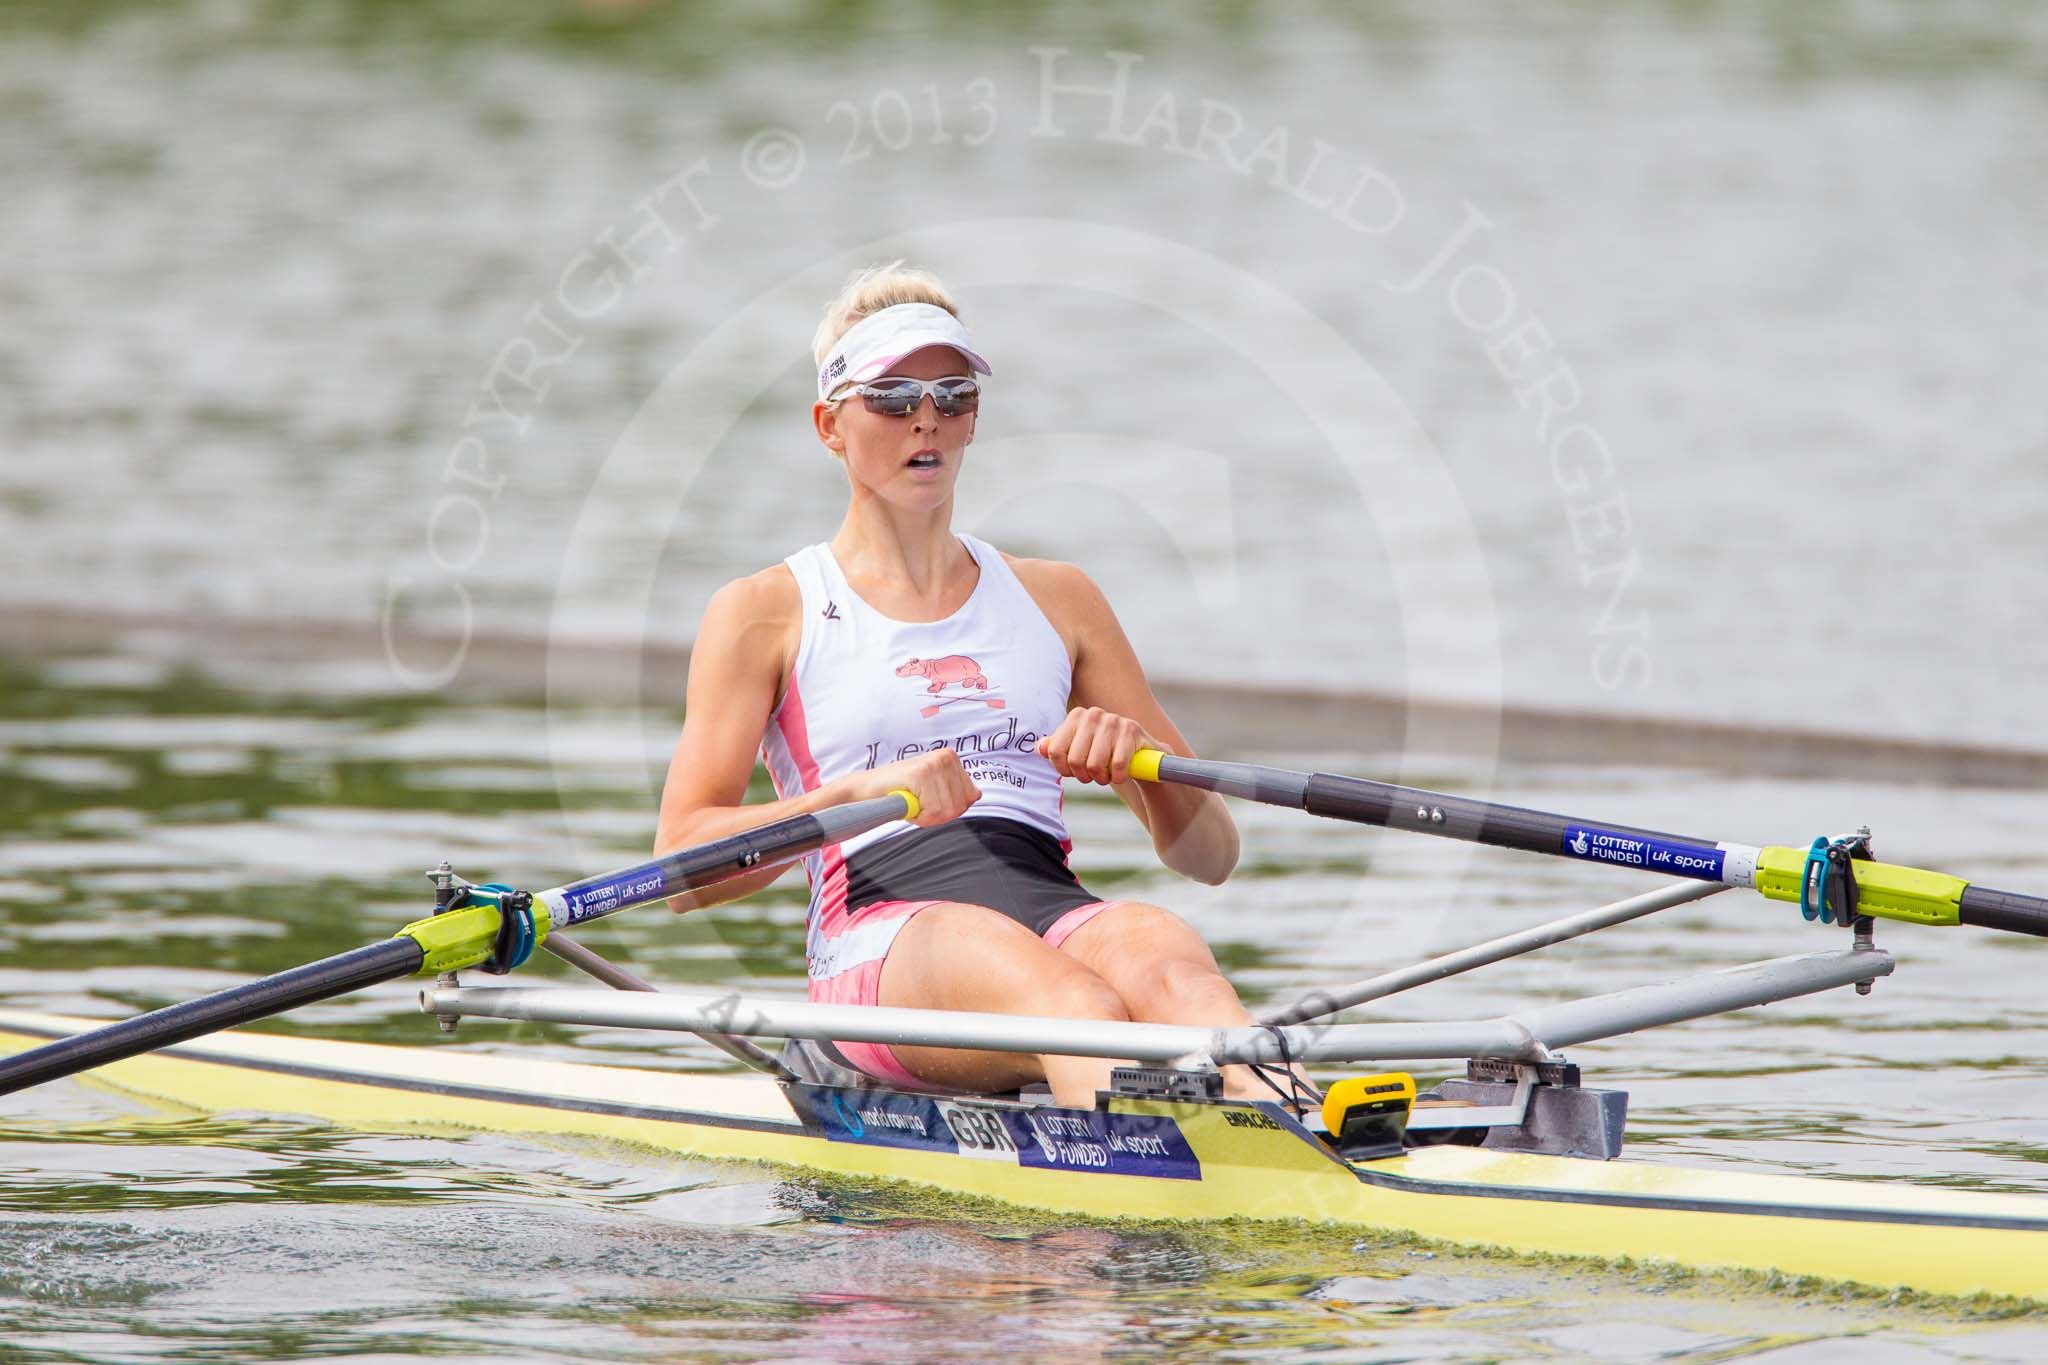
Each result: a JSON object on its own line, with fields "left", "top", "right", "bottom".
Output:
{"left": 847, "top": 375, "right": 981, "bottom": 418}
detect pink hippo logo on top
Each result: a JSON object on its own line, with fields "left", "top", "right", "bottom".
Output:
{"left": 896, "top": 655, "right": 1008, "bottom": 719}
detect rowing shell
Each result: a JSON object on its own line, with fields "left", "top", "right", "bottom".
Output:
{"left": 4, "top": 1010, "right": 2043, "bottom": 1302}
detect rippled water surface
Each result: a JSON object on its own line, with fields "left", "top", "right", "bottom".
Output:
{"left": 1, "top": 660, "right": 2044, "bottom": 1361}
{"left": 7, "top": 1, "right": 2048, "bottom": 1359}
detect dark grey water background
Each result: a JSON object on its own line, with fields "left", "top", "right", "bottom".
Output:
{"left": 3, "top": 2, "right": 2047, "bottom": 1360}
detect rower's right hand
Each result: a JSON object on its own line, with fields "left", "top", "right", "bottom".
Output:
{"left": 846, "top": 748, "right": 980, "bottom": 827}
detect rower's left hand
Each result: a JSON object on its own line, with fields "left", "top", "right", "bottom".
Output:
{"left": 1037, "top": 706, "right": 1155, "bottom": 786}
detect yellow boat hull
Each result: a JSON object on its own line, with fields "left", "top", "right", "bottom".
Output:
{"left": 4, "top": 1009, "right": 2044, "bottom": 1302}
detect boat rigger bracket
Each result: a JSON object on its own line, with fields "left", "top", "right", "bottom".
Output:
{"left": 1109, "top": 1063, "right": 1225, "bottom": 1102}
{"left": 1313, "top": 1057, "right": 1627, "bottom": 1161}
{"left": 1405, "top": 1063, "right": 1539, "bottom": 1135}
{"left": 1423, "top": 1057, "right": 1629, "bottom": 1159}
{"left": 425, "top": 861, "right": 470, "bottom": 1034}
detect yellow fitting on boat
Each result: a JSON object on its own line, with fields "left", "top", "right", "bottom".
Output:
{"left": 1321, "top": 1072, "right": 1416, "bottom": 1162}
{"left": 1321, "top": 1072, "right": 1416, "bottom": 1135}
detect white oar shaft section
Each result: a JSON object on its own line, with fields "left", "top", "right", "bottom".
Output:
{"left": 424, "top": 947, "right": 1890, "bottom": 1066}
{"left": 1258, "top": 881, "right": 1728, "bottom": 1026}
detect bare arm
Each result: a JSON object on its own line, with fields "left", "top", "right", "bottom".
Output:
{"left": 1013, "top": 558, "right": 1239, "bottom": 885}
{"left": 654, "top": 569, "right": 815, "bottom": 910}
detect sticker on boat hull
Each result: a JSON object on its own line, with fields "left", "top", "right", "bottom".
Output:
{"left": 1562, "top": 827, "right": 1726, "bottom": 881}
{"left": 794, "top": 1085, "right": 1200, "bottom": 1181}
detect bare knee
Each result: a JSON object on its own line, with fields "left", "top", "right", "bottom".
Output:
{"left": 1133, "top": 957, "right": 1246, "bottom": 1024}
{"left": 1159, "top": 955, "right": 1233, "bottom": 1000}
{"left": 1040, "top": 967, "right": 1130, "bottom": 1024}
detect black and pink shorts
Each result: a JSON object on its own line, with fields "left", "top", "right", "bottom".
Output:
{"left": 805, "top": 819, "right": 1134, "bottom": 1087}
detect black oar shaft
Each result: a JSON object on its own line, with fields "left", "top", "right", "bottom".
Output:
{"left": 0, "top": 938, "right": 423, "bottom": 1098}
{"left": 1142, "top": 752, "right": 2048, "bottom": 939}
{"left": 1153, "top": 754, "right": 1717, "bottom": 862}
{"left": 544, "top": 792, "right": 915, "bottom": 927}
{"left": 1301, "top": 771, "right": 1715, "bottom": 858}
{"left": 1960, "top": 886, "right": 2048, "bottom": 937}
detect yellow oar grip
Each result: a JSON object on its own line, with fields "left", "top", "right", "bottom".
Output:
{"left": 1128, "top": 748, "right": 1165, "bottom": 783}
{"left": 889, "top": 788, "right": 920, "bottom": 821}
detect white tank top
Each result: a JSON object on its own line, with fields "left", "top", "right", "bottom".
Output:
{"left": 759, "top": 534, "right": 1076, "bottom": 934}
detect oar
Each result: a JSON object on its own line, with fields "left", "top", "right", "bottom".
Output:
{"left": 0, "top": 791, "right": 917, "bottom": 1097}
{"left": 1128, "top": 750, "right": 2048, "bottom": 938}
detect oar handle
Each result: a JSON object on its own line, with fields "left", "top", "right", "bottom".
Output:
{"left": 1128, "top": 749, "right": 1309, "bottom": 806}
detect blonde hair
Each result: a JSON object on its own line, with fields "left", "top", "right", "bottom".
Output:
{"left": 811, "top": 261, "right": 962, "bottom": 368}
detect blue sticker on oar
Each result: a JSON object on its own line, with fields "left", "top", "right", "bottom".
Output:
{"left": 1563, "top": 827, "right": 1725, "bottom": 881}
{"left": 558, "top": 868, "right": 667, "bottom": 922}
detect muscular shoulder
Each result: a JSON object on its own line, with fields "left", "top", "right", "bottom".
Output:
{"left": 708, "top": 563, "right": 801, "bottom": 621}
{"left": 1004, "top": 554, "right": 1100, "bottom": 608}
{"left": 698, "top": 564, "right": 801, "bottom": 673}
{"left": 1003, "top": 555, "right": 1114, "bottom": 655}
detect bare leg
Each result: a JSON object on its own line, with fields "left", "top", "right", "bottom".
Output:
{"left": 877, "top": 903, "right": 1133, "bottom": 1108}
{"left": 1057, "top": 903, "right": 1318, "bottom": 1104}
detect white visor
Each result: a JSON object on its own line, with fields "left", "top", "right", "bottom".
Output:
{"left": 817, "top": 302, "right": 992, "bottom": 401}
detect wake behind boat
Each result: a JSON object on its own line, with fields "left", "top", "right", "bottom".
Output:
{"left": 3, "top": 751, "right": 2046, "bottom": 1301}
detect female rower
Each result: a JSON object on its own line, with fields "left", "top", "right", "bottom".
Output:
{"left": 657, "top": 264, "right": 1284, "bottom": 1109}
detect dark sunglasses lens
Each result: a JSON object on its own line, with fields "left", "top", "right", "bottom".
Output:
{"left": 934, "top": 380, "right": 979, "bottom": 416}
{"left": 859, "top": 382, "right": 920, "bottom": 417}
{"left": 857, "top": 379, "right": 978, "bottom": 417}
